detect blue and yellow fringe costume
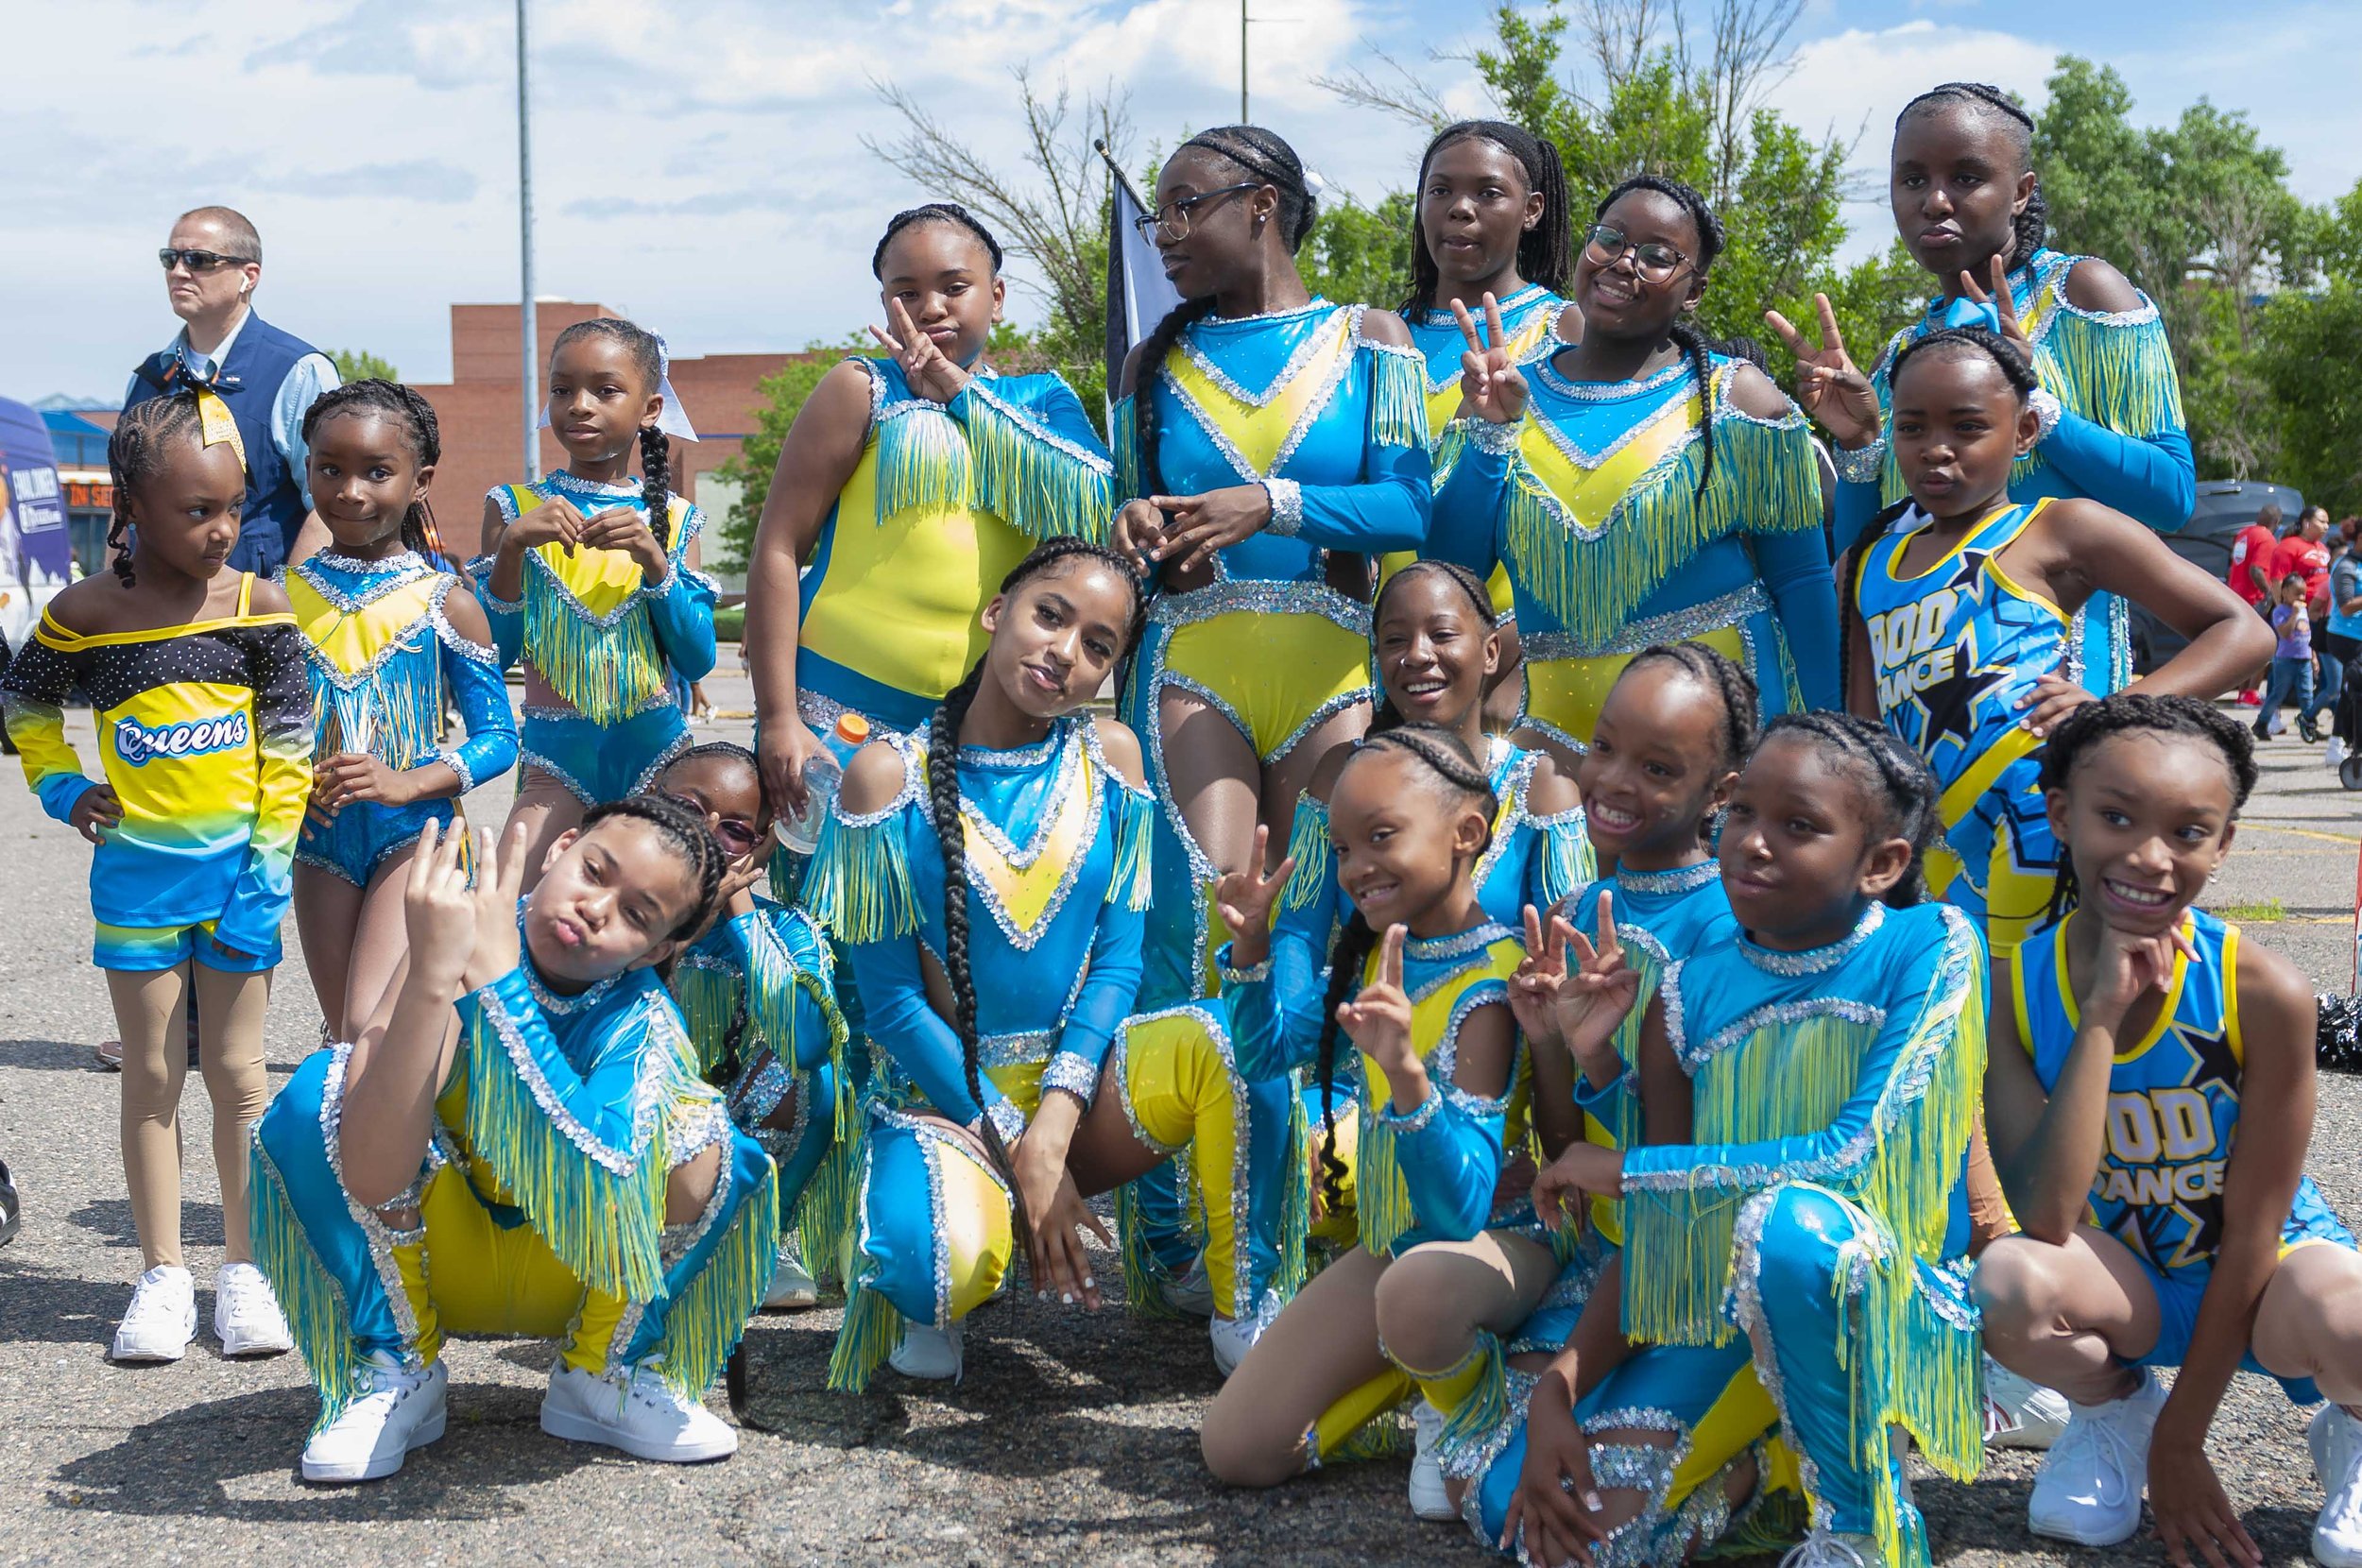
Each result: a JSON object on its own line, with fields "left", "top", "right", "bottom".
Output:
{"left": 2, "top": 572, "right": 311, "bottom": 970}
{"left": 475, "top": 470, "right": 718, "bottom": 807}
{"left": 248, "top": 956, "right": 779, "bottom": 1428}
{"left": 289, "top": 550, "right": 518, "bottom": 885}
{"left": 1837, "top": 248, "right": 2196, "bottom": 694}
{"left": 1427, "top": 351, "right": 1835, "bottom": 756}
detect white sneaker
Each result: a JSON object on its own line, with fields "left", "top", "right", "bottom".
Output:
{"left": 2028, "top": 1367, "right": 2166, "bottom": 1546}
{"left": 1408, "top": 1401, "right": 1457, "bottom": 1521}
{"left": 111, "top": 1265, "right": 196, "bottom": 1362}
{"left": 887, "top": 1320, "right": 964, "bottom": 1381}
{"left": 540, "top": 1360, "right": 737, "bottom": 1462}
{"left": 1159, "top": 1255, "right": 1215, "bottom": 1318}
{"left": 2271, "top": 711, "right": 2290, "bottom": 737}
{"left": 1209, "top": 1312, "right": 1263, "bottom": 1378}
{"left": 214, "top": 1261, "right": 293, "bottom": 1355}
{"left": 1984, "top": 1355, "right": 2071, "bottom": 1450}
{"left": 1777, "top": 1531, "right": 1878, "bottom": 1566}
{"left": 2330, "top": 737, "right": 2352, "bottom": 771}
{"left": 301, "top": 1355, "right": 447, "bottom": 1482}
{"left": 2312, "top": 1404, "right": 2362, "bottom": 1567}
{"left": 761, "top": 1241, "right": 818, "bottom": 1311}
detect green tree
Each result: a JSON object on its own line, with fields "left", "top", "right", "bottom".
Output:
{"left": 2258, "top": 281, "right": 2362, "bottom": 514}
{"left": 705, "top": 333, "right": 871, "bottom": 573}
{"left": 1300, "top": 192, "right": 1416, "bottom": 312}
{"left": 330, "top": 348, "right": 398, "bottom": 383}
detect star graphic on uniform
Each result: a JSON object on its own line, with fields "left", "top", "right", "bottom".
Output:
{"left": 1903, "top": 550, "right": 2014, "bottom": 755}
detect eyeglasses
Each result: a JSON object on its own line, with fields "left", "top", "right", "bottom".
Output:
{"left": 659, "top": 790, "right": 764, "bottom": 859}
{"left": 159, "top": 248, "right": 255, "bottom": 273}
{"left": 1583, "top": 225, "right": 1689, "bottom": 284}
{"left": 1133, "top": 182, "right": 1262, "bottom": 243}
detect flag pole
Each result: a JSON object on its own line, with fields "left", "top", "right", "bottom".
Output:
{"left": 517, "top": 0, "right": 538, "bottom": 482}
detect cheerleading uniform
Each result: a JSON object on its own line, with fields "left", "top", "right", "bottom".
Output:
{"left": 1428, "top": 352, "right": 1835, "bottom": 757}
{"left": 288, "top": 550, "right": 517, "bottom": 885}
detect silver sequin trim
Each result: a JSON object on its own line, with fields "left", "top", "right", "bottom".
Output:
{"left": 1829, "top": 438, "right": 1888, "bottom": 486}
{"left": 1261, "top": 476, "right": 1303, "bottom": 537}
{"left": 1738, "top": 901, "right": 1883, "bottom": 977}
{"left": 1520, "top": 583, "right": 1770, "bottom": 662}
{"left": 1616, "top": 860, "right": 1718, "bottom": 896}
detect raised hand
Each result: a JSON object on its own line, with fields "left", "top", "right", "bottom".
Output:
{"left": 869, "top": 297, "right": 971, "bottom": 403}
{"left": 459, "top": 819, "right": 534, "bottom": 991}
{"left": 1959, "top": 254, "right": 2037, "bottom": 366}
{"left": 1764, "top": 293, "right": 1882, "bottom": 450}
{"left": 1339, "top": 923, "right": 1423, "bottom": 1107}
{"left": 573, "top": 504, "right": 670, "bottom": 582}
{"left": 1110, "top": 498, "right": 1167, "bottom": 573}
{"left": 1451, "top": 293, "right": 1530, "bottom": 425}
{"left": 1510, "top": 902, "right": 1572, "bottom": 1046}
{"left": 2080, "top": 917, "right": 2195, "bottom": 1031}
{"left": 1213, "top": 823, "right": 1297, "bottom": 969}
{"left": 403, "top": 819, "right": 479, "bottom": 992}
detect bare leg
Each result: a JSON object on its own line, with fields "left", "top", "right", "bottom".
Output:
{"left": 190, "top": 963, "right": 272, "bottom": 1265}
{"left": 664, "top": 1143, "right": 723, "bottom": 1225}
{"left": 1202, "top": 1244, "right": 1395, "bottom": 1487}
{"left": 1373, "top": 1230, "right": 1560, "bottom": 1385}
{"left": 107, "top": 965, "right": 192, "bottom": 1270}
{"left": 2251, "top": 1242, "right": 2362, "bottom": 1408}
{"left": 292, "top": 862, "right": 363, "bottom": 1039}
{"left": 1262, "top": 700, "right": 1371, "bottom": 851}
{"left": 1158, "top": 687, "right": 1261, "bottom": 883}
{"left": 1972, "top": 1225, "right": 2164, "bottom": 1405}
{"left": 341, "top": 844, "right": 424, "bottom": 1039}
{"left": 1066, "top": 1056, "right": 1190, "bottom": 1196}
{"left": 505, "top": 770, "right": 587, "bottom": 894}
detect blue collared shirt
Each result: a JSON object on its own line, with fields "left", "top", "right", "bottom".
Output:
{"left": 124, "top": 307, "right": 340, "bottom": 509}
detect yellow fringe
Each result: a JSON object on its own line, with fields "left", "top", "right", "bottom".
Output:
{"left": 1278, "top": 793, "right": 1332, "bottom": 914}
{"left": 958, "top": 384, "right": 1111, "bottom": 542}
{"left": 827, "top": 1283, "right": 902, "bottom": 1393}
{"left": 1108, "top": 783, "right": 1155, "bottom": 912}
{"left": 522, "top": 568, "right": 672, "bottom": 724}
{"left": 873, "top": 405, "right": 973, "bottom": 526}
{"left": 802, "top": 808, "right": 918, "bottom": 945}
{"left": 247, "top": 1138, "right": 361, "bottom": 1433}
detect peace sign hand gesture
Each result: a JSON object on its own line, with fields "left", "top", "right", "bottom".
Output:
{"left": 1214, "top": 824, "right": 1297, "bottom": 972}
{"left": 1340, "top": 923, "right": 1428, "bottom": 1110}
{"left": 452, "top": 819, "right": 534, "bottom": 994}
{"left": 1452, "top": 293, "right": 1530, "bottom": 426}
{"left": 1510, "top": 902, "right": 1572, "bottom": 1048}
{"left": 869, "top": 298, "right": 972, "bottom": 403}
{"left": 1958, "top": 254, "right": 2038, "bottom": 366}
{"left": 404, "top": 818, "right": 480, "bottom": 996}
{"left": 1550, "top": 890, "right": 1641, "bottom": 1077}
{"left": 1764, "top": 292, "right": 1882, "bottom": 449}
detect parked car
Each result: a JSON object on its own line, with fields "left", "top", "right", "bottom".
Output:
{"left": 2129, "top": 479, "right": 2305, "bottom": 674}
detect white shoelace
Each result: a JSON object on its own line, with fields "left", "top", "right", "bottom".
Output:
{"left": 219, "top": 1267, "right": 276, "bottom": 1322}
{"left": 124, "top": 1273, "right": 189, "bottom": 1324}
{"left": 2051, "top": 1408, "right": 2139, "bottom": 1505}
{"left": 1778, "top": 1533, "right": 1870, "bottom": 1568}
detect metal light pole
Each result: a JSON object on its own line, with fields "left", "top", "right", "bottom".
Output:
{"left": 517, "top": 0, "right": 538, "bottom": 480}
{"left": 1241, "top": 0, "right": 1249, "bottom": 123}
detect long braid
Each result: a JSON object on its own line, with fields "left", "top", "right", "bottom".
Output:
{"left": 1309, "top": 723, "right": 1498, "bottom": 1203}
{"left": 1897, "top": 83, "right": 2048, "bottom": 267}
{"left": 1668, "top": 320, "right": 1718, "bottom": 501}
{"left": 1593, "top": 175, "right": 1726, "bottom": 501}
{"left": 2034, "top": 693, "right": 2256, "bottom": 925}
{"left": 1368, "top": 560, "right": 1497, "bottom": 735}
{"left": 301, "top": 378, "right": 444, "bottom": 555}
{"left": 1757, "top": 712, "right": 1939, "bottom": 907}
{"left": 107, "top": 393, "right": 212, "bottom": 588}
{"left": 1404, "top": 120, "right": 1574, "bottom": 312}
{"left": 638, "top": 425, "right": 672, "bottom": 554}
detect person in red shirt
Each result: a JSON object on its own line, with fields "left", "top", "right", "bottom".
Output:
{"left": 2227, "top": 503, "right": 2283, "bottom": 704}
{"left": 2272, "top": 505, "right": 2334, "bottom": 611}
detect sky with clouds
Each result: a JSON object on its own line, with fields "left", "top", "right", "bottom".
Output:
{"left": 11, "top": 0, "right": 2362, "bottom": 404}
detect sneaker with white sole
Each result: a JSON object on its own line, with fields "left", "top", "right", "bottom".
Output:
{"left": 301, "top": 1355, "right": 447, "bottom": 1482}
{"left": 1159, "top": 1255, "right": 1216, "bottom": 1319}
{"left": 2028, "top": 1367, "right": 2166, "bottom": 1546}
{"left": 2312, "top": 1404, "right": 2362, "bottom": 1567}
{"left": 540, "top": 1359, "right": 737, "bottom": 1462}
{"left": 111, "top": 1264, "right": 196, "bottom": 1362}
{"left": 1983, "top": 1355, "right": 2071, "bottom": 1450}
{"left": 1209, "top": 1311, "right": 1266, "bottom": 1378}
{"left": 214, "top": 1261, "right": 293, "bottom": 1355}
{"left": 888, "top": 1319, "right": 964, "bottom": 1381}
{"left": 1777, "top": 1531, "right": 1878, "bottom": 1566}
{"left": 2329, "top": 737, "right": 2352, "bottom": 771}
{"left": 1408, "top": 1401, "right": 1457, "bottom": 1521}
{"left": 761, "top": 1241, "right": 818, "bottom": 1311}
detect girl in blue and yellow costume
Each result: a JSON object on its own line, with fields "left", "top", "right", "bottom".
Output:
{"left": 1110, "top": 124, "right": 1432, "bottom": 1011}
{"left": 1485, "top": 715, "right": 1987, "bottom": 1568}
{"left": 1428, "top": 175, "right": 1836, "bottom": 770}
{"left": 4, "top": 390, "right": 309, "bottom": 1365}
{"left": 249, "top": 801, "right": 777, "bottom": 1483}
{"left": 1369, "top": 642, "right": 1754, "bottom": 1526}
{"left": 808, "top": 539, "right": 1269, "bottom": 1387}
{"left": 742, "top": 203, "right": 1112, "bottom": 822}
{"left": 1977, "top": 696, "right": 2362, "bottom": 1565}
{"left": 645, "top": 742, "right": 850, "bottom": 1310}
{"left": 1845, "top": 327, "right": 2270, "bottom": 952}
{"left": 1774, "top": 81, "right": 2195, "bottom": 696}
{"left": 1389, "top": 120, "right": 1582, "bottom": 730}
{"left": 1134, "top": 563, "right": 1590, "bottom": 1382}
{"left": 1196, "top": 725, "right": 1537, "bottom": 1490}
{"left": 475, "top": 316, "right": 718, "bottom": 879}
{"left": 290, "top": 381, "right": 517, "bottom": 1039}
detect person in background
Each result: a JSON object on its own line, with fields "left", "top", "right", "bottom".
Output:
{"left": 2261, "top": 571, "right": 2325, "bottom": 743}
{"left": 2325, "top": 520, "right": 2362, "bottom": 768}
{"left": 2228, "top": 503, "right": 2285, "bottom": 707}
{"left": 125, "top": 207, "right": 338, "bottom": 578}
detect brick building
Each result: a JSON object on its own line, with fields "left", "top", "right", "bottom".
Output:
{"left": 413, "top": 300, "right": 821, "bottom": 580}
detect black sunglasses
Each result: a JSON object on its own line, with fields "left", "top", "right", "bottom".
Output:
{"left": 159, "top": 248, "right": 255, "bottom": 273}
{"left": 1133, "top": 182, "right": 1262, "bottom": 243}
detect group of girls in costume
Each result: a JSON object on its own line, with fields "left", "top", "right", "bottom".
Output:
{"left": 10, "top": 80, "right": 2360, "bottom": 1568}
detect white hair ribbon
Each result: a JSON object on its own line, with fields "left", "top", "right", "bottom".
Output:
{"left": 1301, "top": 167, "right": 1331, "bottom": 202}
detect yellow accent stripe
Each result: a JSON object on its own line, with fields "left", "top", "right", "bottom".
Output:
{"left": 1515, "top": 391, "right": 1700, "bottom": 529}
{"left": 1162, "top": 314, "right": 1353, "bottom": 476}
{"left": 39, "top": 610, "right": 296, "bottom": 651}
{"left": 1936, "top": 723, "right": 2042, "bottom": 832}
{"left": 2057, "top": 910, "right": 2194, "bottom": 1065}
{"left": 2222, "top": 923, "right": 2243, "bottom": 1067}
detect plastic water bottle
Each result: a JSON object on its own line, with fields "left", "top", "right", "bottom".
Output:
{"left": 776, "top": 712, "right": 868, "bottom": 854}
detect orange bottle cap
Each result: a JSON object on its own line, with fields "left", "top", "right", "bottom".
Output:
{"left": 835, "top": 712, "right": 872, "bottom": 744}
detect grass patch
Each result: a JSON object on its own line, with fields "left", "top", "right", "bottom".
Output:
{"left": 2213, "top": 897, "right": 2285, "bottom": 923}
{"left": 713, "top": 603, "right": 745, "bottom": 641}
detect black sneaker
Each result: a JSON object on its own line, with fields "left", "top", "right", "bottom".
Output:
{"left": 2300, "top": 716, "right": 2323, "bottom": 744}
{"left": 2253, "top": 717, "right": 2273, "bottom": 741}
{"left": 0, "top": 1160, "right": 19, "bottom": 1248}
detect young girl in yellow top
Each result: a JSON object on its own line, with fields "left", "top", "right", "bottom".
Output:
{"left": 2, "top": 390, "right": 309, "bottom": 1364}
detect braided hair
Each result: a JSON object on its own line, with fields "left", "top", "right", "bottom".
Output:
{"left": 550, "top": 317, "right": 674, "bottom": 553}
{"left": 575, "top": 793, "right": 730, "bottom": 947}
{"left": 872, "top": 201, "right": 1004, "bottom": 278}
{"left": 1132, "top": 126, "right": 1318, "bottom": 503}
{"left": 1592, "top": 175, "right": 1725, "bottom": 500}
{"left": 2035, "top": 693, "right": 2256, "bottom": 925}
{"left": 1889, "top": 325, "right": 2039, "bottom": 403}
{"left": 1896, "top": 82, "right": 2048, "bottom": 268}
{"left": 1619, "top": 641, "right": 1761, "bottom": 773}
{"left": 1309, "top": 724, "right": 1498, "bottom": 1210}
{"left": 300, "top": 378, "right": 443, "bottom": 556}
{"left": 1404, "top": 120, "right": 1574, "bottom": 311}
{"left": 923, "top": 537, "right": 1148, "bottom": 1245}
{"left": 107, "top": 392, "right": 219, "bottom": 588}
{"left": 1368, "top": 560, "right": 1498, "bottom": 735}
{"left": 1755, "top": 712, "right": 1940, "bottom": 908}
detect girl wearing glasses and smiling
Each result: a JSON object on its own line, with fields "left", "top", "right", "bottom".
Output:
{"left": 1427, "top": 175, "right": 1837, "bottom": 771}
{"left": 1772, "top": 81, "right": 2194, "bottom": 697}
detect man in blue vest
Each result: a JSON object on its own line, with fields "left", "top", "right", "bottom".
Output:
{"left": 123, "top": 206, "right": 338, "bottom": 576}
